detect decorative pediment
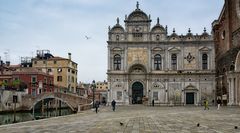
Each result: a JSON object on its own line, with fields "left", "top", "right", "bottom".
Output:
{"left": 152, "top": 47, "right": 164, "bottom": 51}
{"left": 112, "top": 47, "right": 123, "bottom": 51}
{"left": 184, "top": 84, "right": 198, "bottom": 90}
{"left": 168, "top": 47, "right": 181, "bottom": 52}
{"left": 152, "top": 82, "right": 164, "bottom": 89}
{"left": 199, "top": 46, "right": 211, "bottom": 52}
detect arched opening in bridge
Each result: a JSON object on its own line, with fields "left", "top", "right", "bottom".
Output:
{"left": 31, "top": 98, "right": 74, "bottom": 119}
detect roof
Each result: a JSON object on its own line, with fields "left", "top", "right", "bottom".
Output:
{"left": 124, "top": 2, "right": 151, "bottom": 23}
{"left": 32, "top": 56, "right": 78, "bottom": 65}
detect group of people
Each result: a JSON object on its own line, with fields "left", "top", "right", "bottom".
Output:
{"left": 203, "top": 98, "right": 222, "bottom": 110}
{"left": 94, "top": 98, "right": 222, "bottom": 113}
{"left": 94, "top": 99, "right": 116, "bottom": 113}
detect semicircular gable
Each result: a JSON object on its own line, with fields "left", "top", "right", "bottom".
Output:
{"left": 112, "top": 47, "right": 123, "bottom": 51}
{"left": 152, "top": 47, "right": 164, "bottom": 51}
{"left": 110, "top": 26, "right": 125, "bottom": 33}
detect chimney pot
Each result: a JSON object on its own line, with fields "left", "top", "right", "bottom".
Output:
{"left": 68, "top": 53, "right": 72, "bottom": 60}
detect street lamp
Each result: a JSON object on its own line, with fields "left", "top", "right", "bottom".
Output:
{"left": 92, "top": 80, "right": 96, "bottom": 108}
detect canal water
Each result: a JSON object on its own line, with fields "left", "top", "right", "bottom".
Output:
{"left": 0, "top": 108, "right": 74, "bottom": 125}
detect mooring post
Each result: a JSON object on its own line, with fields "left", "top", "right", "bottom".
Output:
{"left": 55, "top": 99, "right": 58, "bottom": 116}
{"left": 59, "top": 100, "right": 61, "bottom": 116}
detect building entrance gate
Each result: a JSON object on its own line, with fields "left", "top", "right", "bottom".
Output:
{"left": 132, "top": 82, "right": 143, "bottom": 104}
{"left": 186, "top": 92, "right": 194, "bottom": 104}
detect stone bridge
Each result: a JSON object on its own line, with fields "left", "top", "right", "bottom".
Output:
{"left": 21, "top": 92, "right": 92, "bottom": 112}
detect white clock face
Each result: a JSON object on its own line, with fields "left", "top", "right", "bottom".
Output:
{"left": 237, "top": 0, "right": 240, "bottom": 19}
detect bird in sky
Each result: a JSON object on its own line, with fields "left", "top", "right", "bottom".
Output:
{"left": 85, "top": 36, "right": 91, "bottom": 40}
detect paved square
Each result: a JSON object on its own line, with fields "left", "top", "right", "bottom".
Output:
{"left": 0, "top": 105, "right": 239, "bottom": 133}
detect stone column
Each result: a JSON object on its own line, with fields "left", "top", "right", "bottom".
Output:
{"left": 146, "top": 78, "right": 149, "bottom": 97}
{"left": 107, "top": 81, "right": 111, "bottom": 105}
{"left": 165, "top": 82, "right": 168, "bottom": 103}
{"left": 231, "top": 78, "right": 234, "bottom": 105}
{"left": 196, "top": 91, "right": 200, "bottom": 106}
{"left": 228, "top": 78, "right": 231, "bottom": 105}
{"left": 108, "top": 46, "right": 111, "bottom": 70}
{"left": 228, "top": 78, "right": 233, "bottom": 105}
{"left": 181, "top": 82, "right": 185, "bottom": 104}
{"left": 125, "top": 48, "right": 128, "bottom": 70}
{"left": 234, "top": 78, "right": 237, "bottom": 105}
{"left": 126, "top": 78, "right": 129, "bottom": 105}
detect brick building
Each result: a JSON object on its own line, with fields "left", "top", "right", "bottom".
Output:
{"left": 212, "top": 0, "right": 240, "bottom": 105}
{"left": 0, "top": 59, "right": 54, "bottom": 96}
{"left": 13, "top": 68, "right": 54, "bottom": 96}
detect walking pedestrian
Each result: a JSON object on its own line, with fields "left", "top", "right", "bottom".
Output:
{"left": 111, "top": 99, "right": 116, "bottom": 111}
{"left": 217, "top": 98, "right": 221, "bottom": 110}
{"left": 152, "top": 99, "right": 155, "bottom": 107}
{"left": 204, "top": 99, "right": 209, "bottom": 110}
{"left": 95, "top": 101, "right": 99, "bottom": 113}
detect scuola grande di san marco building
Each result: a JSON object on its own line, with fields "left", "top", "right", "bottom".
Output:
{"left": 107, "top": 2, "right": 216, "bottom": 105}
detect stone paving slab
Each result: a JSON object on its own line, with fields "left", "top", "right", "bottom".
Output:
{"left": 0, "top": 106, "right": 240, "bottom": 133}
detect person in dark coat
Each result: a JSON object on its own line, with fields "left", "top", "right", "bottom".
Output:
{"left": 152, "top": 99, "right": 155, "bottom": 107}
{"left": 95, "top": 101, "right": 99, "bottom": 113}
{"left": 111, "top": 100, "right": 116, "bottom": 111}
{"left": 217, "top": 98, "right": 222, "bottom": 110}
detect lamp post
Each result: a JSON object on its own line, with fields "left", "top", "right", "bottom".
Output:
{"left": 92, "top": 80, "right": 96, "bottom": 108}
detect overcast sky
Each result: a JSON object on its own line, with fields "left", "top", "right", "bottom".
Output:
{"left": 0, "top": 0, "right": 224, "bottom": 83}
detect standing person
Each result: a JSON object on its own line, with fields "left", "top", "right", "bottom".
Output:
{"left": 111, "top": 99, "right": 116, "bottom": 111}
{"left": 95, "top": 101, "right": 99, "bottom": 113}
{"left": 217, "top": 98, "right": 221, "bottom": 110}
{"left": 152, "top": 99, "right": 155, "bottom": 107}
{"left": 204, "top": 99, "right": 209, "bottom": 110}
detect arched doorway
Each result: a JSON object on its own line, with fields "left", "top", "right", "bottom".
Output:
{"left": 132, "top": 82, "right": 144, "bottom": 104}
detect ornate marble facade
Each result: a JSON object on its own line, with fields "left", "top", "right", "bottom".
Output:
{"left": 107, "top": 3, "right": 215, "bottom": 105}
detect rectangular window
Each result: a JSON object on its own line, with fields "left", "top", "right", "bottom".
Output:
{"left": 117, "top": 91, "right": 122, "bottom": 100}
{"left": 57, "top": 76, "right": 62, "bottom": 82}
{"left": 171, "top": 54, "right": 177, "bottom": 70}
{"left": 43, "top": 61, "right": 46, "bottom": 64}
{"left": 72, "top": 76, "right": 74, "bottom": 83}
{"left": 47, "top": 69, "right": 52, "bottom": 72}
{"left": 54, "top": 60, "right": 57, "bottom": 64}
{"left": 31, "top": 76, "right": 37, "bottom": 83}
{"left": 68, "top": 76, "right": 71, "bottom": 82}
{"left": 133, "top": 33, "right": 143, "bottom": 38}
{"left": 44, "top": 78, "right": 47, "bottom": 85}
{"left": 153, "top": 91, "right": 158, "bottom": 100}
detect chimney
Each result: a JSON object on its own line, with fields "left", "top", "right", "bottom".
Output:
{"left": 68, "top": 53, "right": 71, "bottom": 60}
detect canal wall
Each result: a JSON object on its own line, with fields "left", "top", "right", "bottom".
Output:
{"left": 0, "top": 90, "right": 26, "bottom": 112}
